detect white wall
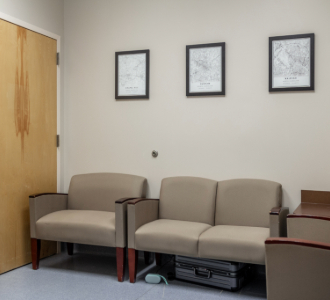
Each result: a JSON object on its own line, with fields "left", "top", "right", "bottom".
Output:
{"left": 0, "top": 0, "right": 63, "bottom": 35}
{"left": 64, "top": 0, "right": 330, "bottom": 211}
{"left": 0, "top": 0, "right": 65, "bottom": 190}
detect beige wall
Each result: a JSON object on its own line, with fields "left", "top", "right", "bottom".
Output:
{"left": 64, "top": 0, "right": 330, "bottom": 212}
{"left": 0, "top": 0, "right": 65, "bottom": 190}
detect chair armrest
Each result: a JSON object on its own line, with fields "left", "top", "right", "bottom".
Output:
{"left": 265, "top": 237, "right": 330, "bottom": 250}
{"left": 287, "top": 214, "right": 330, "bottom": 243}
{"left": 265, "top": 237, "right": 330, "bottom": 300}
{"left": 270, "top": 207, "right": 282, "bottom": 215}
{"left": 287, "top": 214, "right": 330, "bottom": 222}
{"left": 115, "top": 197, "right": 136, "bottom": 204}
{"left": 127, "top": 198, "right": 159, "bottom": 249}
{"left": 29, "top": 193, "right": 68, "bottom": 198}
{"left": 115, "top": 197, "right": 139, "bottom": 248}
{"left": 270, "top": 207, "right": 289, "bottom": 237}
{"left": 29, "top": 193, "right": 68, "bottom": 238}
{"left": 127, "top": 198, "right": 159, "bottom": 205}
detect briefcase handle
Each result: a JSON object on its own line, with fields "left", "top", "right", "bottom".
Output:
{"left": 193, "top": 267, "right": 211, "bottom": 279}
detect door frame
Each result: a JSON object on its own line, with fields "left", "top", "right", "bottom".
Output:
{"left": 0, "top": 12, "right": 61, "bottom": 192}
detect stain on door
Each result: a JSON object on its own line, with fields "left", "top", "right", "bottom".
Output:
{"left": 15, "top": 27, "right": 30, "bottom": 158}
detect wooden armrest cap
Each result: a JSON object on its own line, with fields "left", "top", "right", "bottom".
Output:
{"left": 265, "top": 237, "right": 330, "bottom": 251}
{"left": 287, "top": 214, "right": 330, "bottom": 222}
{"left": 115, "top": 197, "right": 138, "bottom": 204}
{"left": 270, "top": 207, "right": 282, "bottom": 215}
{"left": 127, "top": 198, "right": 159, "bottom": 205}
{"left": 29, "top": 193, "right": 68, "bottom": 198}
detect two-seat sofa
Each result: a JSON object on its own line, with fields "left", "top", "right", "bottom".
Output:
{"left": 127, "top": 176, "right": 288, "bottom": 283}
{"left": 29, "top": 173, "right": 146, "bottom": 282}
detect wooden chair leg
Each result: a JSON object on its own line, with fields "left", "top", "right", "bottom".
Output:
{"left": 116, "top": 247, "right": 126, "bottom": 282}
{"left": 128, "top": 248, "right": 138, "bottom": 283}
{"left": 67, "top": 243, "right": 74, "bottom": 255}
{"left": 155, "top": 253, "right": 162, "bottom": 266}
{"left": 31, "top": 238, "right": 41, "bottom": 270}
{"left": 144, "top": 251, "right": 151, "bottom": 265}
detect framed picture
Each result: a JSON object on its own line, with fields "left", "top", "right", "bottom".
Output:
{"left": 269, "top": 33, "right": 314, "bottom": 92}
{"left": 186, "top": 42, "right": 225, "bottom": 96}
{"left": 115, "top": 49, "right": 149, "bottom": 99}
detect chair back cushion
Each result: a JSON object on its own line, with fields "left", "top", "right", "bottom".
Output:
{"left": 159, "top": 176, "right": 217, "bottom": 226}
{"left": 68, "top": 173, "right": 146, "bottom": 212}
{"left": 215, "top": 179, "right": 282, "bottom": 228}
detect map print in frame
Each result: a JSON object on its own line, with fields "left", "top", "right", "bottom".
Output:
{"left": 269, "top": 34, "right": 314, "bottom": 92}
{"left": 186, "top": 42, "right": 225, "bottom": 96}
{"left": 115, "top": 49, "right": 149, "bottom": 99}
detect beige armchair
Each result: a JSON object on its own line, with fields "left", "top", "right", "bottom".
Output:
{"left": 29, "top": 173, "right": 146, "bottom": 282}
{"left": 265, "top": 238, "right": 330, "bottom": 300}
{"left": 127, "top": 177, "right": 288, "bottom": 283}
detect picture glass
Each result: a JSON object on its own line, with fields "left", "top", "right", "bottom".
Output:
{"left": 272, "top": 37, "right": 311, "bottom": 89}
{"left": 118, "top": 53, "right": 146, "bottom": 96}
{"left": 189, "top": 46, "right": 222, "bottom": 93}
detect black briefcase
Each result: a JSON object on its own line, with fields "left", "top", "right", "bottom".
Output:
{"left": 174, "top": 255, "right": 253, "bottom": 291}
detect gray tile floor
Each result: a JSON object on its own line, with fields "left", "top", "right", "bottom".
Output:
{"left": 0, "top": 252, "right": 267, "bottom": 300}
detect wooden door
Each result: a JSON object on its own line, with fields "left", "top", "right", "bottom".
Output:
{"left": 0, "top": 19, "right": 57, "bottom": 274}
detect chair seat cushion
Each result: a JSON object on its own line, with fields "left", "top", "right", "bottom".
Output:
{"left": 36, "top": 210, "right": 116, "bottom": 247}
{"left": 135, "top": 219, "right": 211, "bottom": 257}
{"left": 198, "top": 225, "right": 270, "bottom": 264}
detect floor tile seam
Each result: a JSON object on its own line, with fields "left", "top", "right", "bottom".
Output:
{"left": 241, "top": 291, "right": 267, "bottom": 296}
{"left": 219, "top": 289, "right": 242, "bottom": 298}
{"left": 135, "top": 284, "right": 157, "bottom": 300}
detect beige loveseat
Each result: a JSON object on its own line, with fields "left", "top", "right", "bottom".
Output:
{"left": 29, "top": 173, "right": 146, "bottom": 282}
{"left": 127, "top": 176, "right": 288, "bottom": 283}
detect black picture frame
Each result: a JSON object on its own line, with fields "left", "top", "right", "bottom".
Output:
{"left": 269, "top": 33, "right": 314, "bottom": 92}
{"left": 186, "top": 42, "right": 226, "bottom": 96}
{"left": 115, "top": 49, "right": 149, "bottom": 99}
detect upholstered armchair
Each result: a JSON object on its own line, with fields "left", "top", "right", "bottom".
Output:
{"left": 29, "top": 173, "right": 146, "bottom": 282}
{"left": 265, "top": 238, "right": 330, "bottom": 300}
{"left": 127, "top": 177, "right": 288, "bottom": 283}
